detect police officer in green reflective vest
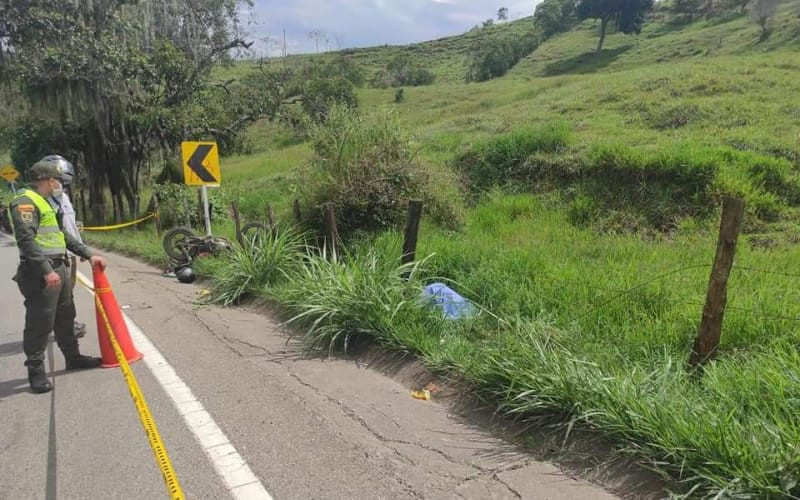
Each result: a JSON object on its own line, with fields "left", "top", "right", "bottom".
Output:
{"left": 8, "top": 159, "right": 107, "bottom": 393}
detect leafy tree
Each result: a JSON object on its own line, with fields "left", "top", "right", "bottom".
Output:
{"left": 749, "top": 0, "right": 778, "bottom": 38}
{"left": 0, "top": 0, "right": 259, "bottom": 222}
{"left": 498, "top": 7, "right": 510, "bottom": 20}
{"left": 534, "top": 0, "right": 577, "bottom": 37}
{"left": 483, "top": 19, "right": 495, "bottom": 27}
{"left": 577, "top": 0, "right": 655, "bottom": 52}
{"left": 371, "top": 54, "right": 435, "bottom": 87}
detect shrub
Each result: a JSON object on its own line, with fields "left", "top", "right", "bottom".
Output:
{"left": 466, "top": 33, "right": 539, "bottom": 82}
{"left": 300, "top": 75, "right": 358, "bottom": 123}
{"left": 281, "top": 59, "right": 360, "bottom": 127}
{"left": 300, "top": 105, "right": 463, "bottom": 236}
{"left": 371, "top": 54, "right": 435, "bottom": 88}
{"left": 152, "top": 183, "right": 229, "bottom": 229}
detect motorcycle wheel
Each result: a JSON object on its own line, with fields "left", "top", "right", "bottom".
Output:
{"left": 163, "top": 227, "right": 197, "bottom": 261}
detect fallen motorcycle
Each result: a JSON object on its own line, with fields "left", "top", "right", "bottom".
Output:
{"left": 162, "top": 227, "right": 233, "bottom": 265}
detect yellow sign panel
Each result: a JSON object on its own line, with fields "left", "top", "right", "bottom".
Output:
{"left": 0, "top": 165, "right": 20, "bottom": 182}
{"left": 181, "top": 141, "right": 221, "bottom": 186}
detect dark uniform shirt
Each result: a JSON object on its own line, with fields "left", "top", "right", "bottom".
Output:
{"left": 9, "top": 191, "right": 93, "bottom": 275}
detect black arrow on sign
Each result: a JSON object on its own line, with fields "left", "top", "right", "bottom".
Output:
{"left": 186, "top": 144, "right": 217, "bottom": 182}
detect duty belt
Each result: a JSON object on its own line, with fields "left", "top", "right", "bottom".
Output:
{"left": 20, "top": 256, "right": 69, "bottom": 267}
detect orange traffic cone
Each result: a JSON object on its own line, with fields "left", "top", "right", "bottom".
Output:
{"left": 93, "top": 266, "right": 143, "bottom": 368}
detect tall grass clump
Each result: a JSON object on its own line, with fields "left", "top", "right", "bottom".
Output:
{"left": 300, "top": 105, "right": 463, "bottom": 236}
{"left": 455, "top": 122, "right": 571, "bottom": 192}
{"left": 474, "top": 331, "right": 800, "bottom": 498}
{"left": 207, "top": 226, "right": 307, "bottom": 306}
{"left": 273, "top": 240, "right": 449, "bottom": 353}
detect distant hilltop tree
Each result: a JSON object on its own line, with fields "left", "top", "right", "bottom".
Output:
{"left": 748, "top": 0, "right": 778, "bottom": 38}
{"left": 577, "top": 0, "right": 655, "bottom": 52}
{"left": 534, "top": 0, "right": 577, "bottom": 38}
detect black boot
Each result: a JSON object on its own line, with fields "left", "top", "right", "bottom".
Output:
{"left": 65, "top": 353, "right": 102, "bottom": 370}
{"left": 28, "top": 367, "right": 53, "bottom": 394}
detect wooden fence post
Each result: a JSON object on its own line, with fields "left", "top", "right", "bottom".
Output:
{"left": 182, "top": 197, "right": 191, "bottom": 228}
{"left": 402, "top": 200, "right": 424, "bottom": 265}
{"left": 231, "top": 200, "right": 243, "bottom": 246}
{"left": 293, "top": 199, "right": 302, "bottom": 224}
{"left": 153, "top": 193, "right": 162, "bottom": 236}
{"left": 323, "top": 202, "right": 339, "bottom": 259}
{"left": 689, "top": 197, "right": 745, "bottom": 370}
{"left": 267, "top": 204, "right": 276, "bottom": 229}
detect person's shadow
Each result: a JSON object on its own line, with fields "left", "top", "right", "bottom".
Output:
{"left": 0, "top": 376, "right": 31, "bottom": 399}
{"left": 0, "top": 340, "right": 23, "bottom": 357}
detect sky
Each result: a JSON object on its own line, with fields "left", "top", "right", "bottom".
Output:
{"left": 241, "top": 0, "right": 538, "bottom": 56}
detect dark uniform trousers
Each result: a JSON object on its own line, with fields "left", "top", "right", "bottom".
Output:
{"left": 14, "top": 260, "right": 79, "bottom": 368}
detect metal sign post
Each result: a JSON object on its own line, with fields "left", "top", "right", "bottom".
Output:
{"left": 201, "top": 185, "right": 212, "bottom": 236}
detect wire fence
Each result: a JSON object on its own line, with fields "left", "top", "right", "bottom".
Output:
{"left": 522, "top": 262, "right": 800, "bottom": 325}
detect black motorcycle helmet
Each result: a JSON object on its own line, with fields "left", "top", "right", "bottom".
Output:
{"left": 176, "top": 266, "right": 196, "bottom": 284}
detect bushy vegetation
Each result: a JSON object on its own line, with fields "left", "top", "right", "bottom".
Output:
{"left": 454, "top": 124, "right": 800, "bottom": 232}
{"left": 534, "top": 0, "right": 578, "bottom": 37}
{"left": 371, "top": 54, "right": 435, "bottom": 88}
{"left": 298, "top": 105, "right": 463, "bottom": 236}
{"left": 151, "top": 183, "right": 230, "bottom": 229}
{"left": 291, "top": 58, "right": 361, "bottom": 122}
{"left": 466, "top": 32, "right": 540, "bottom": 82}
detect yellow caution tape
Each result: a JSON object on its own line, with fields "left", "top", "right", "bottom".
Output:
{"left": 81, "top": 273, "right": 185, "bottom": 499}
{"left": 80, "top": 212, "right": 157, "bottom": 232}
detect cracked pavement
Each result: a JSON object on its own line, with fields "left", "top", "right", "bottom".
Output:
{"left": 1, "top": 240, "right": 642, "bottom": 499}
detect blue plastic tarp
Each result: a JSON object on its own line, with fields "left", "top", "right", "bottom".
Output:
{"left": 422, "top": 283, "right": 476, "bottom": 320}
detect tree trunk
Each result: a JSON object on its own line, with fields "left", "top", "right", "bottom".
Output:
{"left": 90, "top": 174, "right": 106, "bottom": 225}
{"left": 597, "top": 17, "right": 610, "bottom": 52}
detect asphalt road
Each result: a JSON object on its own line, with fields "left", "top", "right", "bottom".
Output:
{"left": 0, "top": 231, "right": 635, "bottom": 500}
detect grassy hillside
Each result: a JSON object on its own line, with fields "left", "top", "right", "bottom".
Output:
{"left": 218, "top": 0, "right": 800, "bottom": 236}
{"left": 221, "top": 16, "right": 537, "bottom": 84}
{"left": 88, "top": 4, "right": 800, "bottom": 496}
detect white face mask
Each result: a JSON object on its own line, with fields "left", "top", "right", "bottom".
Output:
{"left": 50, "top": 180, "right": 63, "bottom": 199}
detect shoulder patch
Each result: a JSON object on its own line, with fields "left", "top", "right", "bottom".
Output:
{"left": 17, "top": 204, "right": 35, "bottom": 212}
{"left": 20, "top": 211, "right": 34, "bottom": 223}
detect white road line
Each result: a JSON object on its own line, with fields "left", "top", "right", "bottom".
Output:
{"left": 77, "top": 270, "right": 273, "bottom": 500}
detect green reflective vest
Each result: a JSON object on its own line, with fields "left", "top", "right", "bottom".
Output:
{"left": 12, "top": 188, "right": 67, "bottom": 256}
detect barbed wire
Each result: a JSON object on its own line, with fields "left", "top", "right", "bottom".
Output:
{"left": 733, "top": 266, "right": 800, "bottom": 280}
{"left": 570, "top": 264, "right": 712, "bottom": 321}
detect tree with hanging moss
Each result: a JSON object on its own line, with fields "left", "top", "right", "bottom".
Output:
{"left": 577, "top": 0, "right": 654, "bottom": 52}
{"left": 0, "top": 0, "right": 266, "bottom": 223}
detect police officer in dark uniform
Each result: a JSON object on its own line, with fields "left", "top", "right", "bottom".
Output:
{"left": 8, "top": 159, "right": 107, "bottom": 393}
